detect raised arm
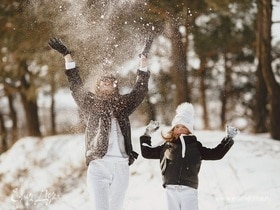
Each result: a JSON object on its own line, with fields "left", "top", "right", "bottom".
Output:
{"left": 48, "top": 37, "right": 90, "bottom": 111}
{"left": 140, "top": 135, "right": 162, "bottom": 159}
{"left": 140, "top": 121, "right": 162, "bottom": 159}
{"left": 123, "top": 55, "right": 150, "bottom": 115}
{"left": 199, "top": 125, "right": 239, "bottom": 160}
{"left": 198, "top": 137, "right": 234, "bottom": 160}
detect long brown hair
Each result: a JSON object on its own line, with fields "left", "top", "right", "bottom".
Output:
{"left": 161, "top": 127, "right": 176, "bottom": 142}
{"left": 161, "top": 125, "right": 192, "bottom": 142}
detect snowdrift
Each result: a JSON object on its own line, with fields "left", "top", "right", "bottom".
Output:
{"left": 0, "top": 128, "right": 279, "bottom": 210}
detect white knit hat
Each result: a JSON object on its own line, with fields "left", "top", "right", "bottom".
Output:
{"left": 171, "top": 102, "right": 195, "bottom": 133}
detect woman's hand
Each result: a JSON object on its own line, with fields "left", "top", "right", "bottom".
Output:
{"left": 139, "top": 54, "right": 148, "bottom": 69}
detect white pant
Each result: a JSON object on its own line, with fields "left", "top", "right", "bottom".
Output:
{"left": 87, "top": 159, "right": 129, "bottom": 210}
{"left": 165, "top": 185, "right": 198, "bottom": 210}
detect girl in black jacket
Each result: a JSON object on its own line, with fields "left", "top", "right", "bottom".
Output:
{"left": 140, "top": 102, "right": 238, "bottom": 210}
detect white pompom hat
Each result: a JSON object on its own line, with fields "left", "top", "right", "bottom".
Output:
{"left": 171, "top": 102, "right": 195, "bottom": 133}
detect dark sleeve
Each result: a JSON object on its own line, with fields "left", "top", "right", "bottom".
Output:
{"left": 65, "top": 68, "right": 92, "bottom": 111}
{"left": 123, "top": 70, "right": 150, "bottom": 115}
{"left": 198, "top": 137, "right": 234, "bottom": 160}
{"left": 140, "top": 135, "right": 162, "bottom": 159}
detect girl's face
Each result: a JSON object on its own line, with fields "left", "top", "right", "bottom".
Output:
{"left": 173, "top": 124, "right": 190, "bottom": 138}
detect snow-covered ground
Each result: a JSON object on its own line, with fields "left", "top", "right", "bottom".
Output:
{"left": 0, "top": 127, "right": 280, "bottom": 210}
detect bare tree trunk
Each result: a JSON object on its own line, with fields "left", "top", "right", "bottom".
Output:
{"left": 252, "top": 65, "right": 268, "bottom": 133}
{"left": 253, "top": 0, "right": 269, "bottom": 133}
{"left": 50, "top": 92, "right": 56, "bottom": 135}
{"left": 3, "top": 83, "right": 18, "bottom": 146}
{"left": 157, "top": 70, "right": 173, "bottom": 125}
{"left": 146, "top": 97, "right": 156, "bottom": 123}
{"left": 7, "top": 94, "right": 18, "bottom": 145}
{"left": 197, "top": 57, "right": 209, "bottom": 129}
{"left": 19, "top": 61, "right": 41, "bottom": 137}
{"left": 166, "top": 20, "right": 191, "bottom": 106}
{"left": 50, "top": 74, "right": 56, "bottom": 135}
{"left": 20, "top": 92, "right": 41, "bottom": 137}
{"left": 140, "top": 96, "right": 156, "bottom": 125}
{"left": 0, "top": 112, "right": 8, "bottom": 153}
{"left": 220, "top": 54, "right": 232, "bottom": 129}
{"left": 258, "top": 0, "right": 280, "bottom": 140}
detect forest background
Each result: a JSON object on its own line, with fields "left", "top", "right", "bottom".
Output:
{"left": 1, "top": 0, "right": 280, "bottom": 154}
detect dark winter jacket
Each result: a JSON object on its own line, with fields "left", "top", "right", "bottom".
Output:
{"left": 140, "top": 135, "right": 234, "bottom": 189}
{"left": 65, "top": 68, "right": 150, "bottom": 166}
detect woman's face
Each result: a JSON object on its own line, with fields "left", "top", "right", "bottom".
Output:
{"left": 97, "top": 76, "right": 118, "bottom": 95}
{"left": 173, "top": 124, "right": 190, "bottom": 137}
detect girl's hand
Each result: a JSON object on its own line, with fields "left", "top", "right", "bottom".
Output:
{"left": 226, "top": 125, "right": 240, "bottom": 138}
{"left": 144, "top": 120, "right": 160, "bottom": 136}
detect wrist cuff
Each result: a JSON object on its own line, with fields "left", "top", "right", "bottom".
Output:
{"left": 139, "top": 67, "right": 148, "bottom": 72}
{"left": 65, "top": 62, "right": 76, "bottom": 70}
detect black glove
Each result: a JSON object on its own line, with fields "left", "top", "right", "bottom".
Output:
{"left": 221, "top": 137, "right": 234, "bottom": 148}
{"left": 128, "top": 151, "right": 139, "bottom": 165}
{"left": 48, "top": 37, "right": 71, "bottom": 56}
{"left": 140, "top": 136, "right": 152, "bottom": 146}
